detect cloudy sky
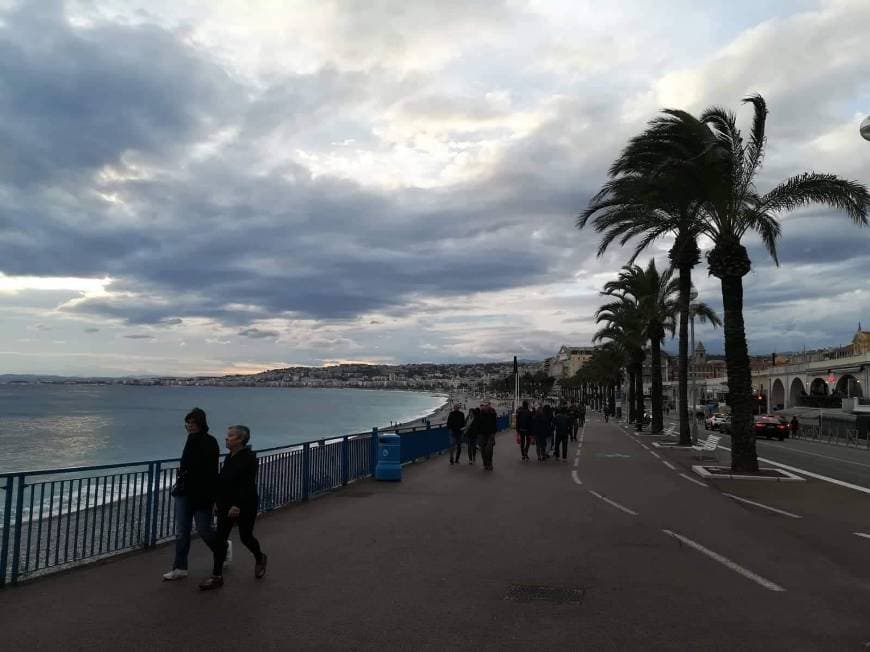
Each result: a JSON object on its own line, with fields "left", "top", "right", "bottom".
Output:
{"left": 1, "top": 0, "right": 868, "bottom": 376}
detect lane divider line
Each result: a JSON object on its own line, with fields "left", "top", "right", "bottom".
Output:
{"left": 571, "top": 469, "right": 583, "bottom": 485}
{"left": 723, "top": 493, "right": 802, "bottom": 519}
{"left": 716, "top": 444, "right": 870, "bottom": 496}
{"left": 662, "top": 529, "right": 785, "bottom": 592}
{"left": 588, "top": 490, "right": 638, "bottom": 516}
{"left": 679, "top": 473, "right": 709, "bottom": 488}
{"left": 649, "top": 451, "right": 661, "bottom": 459}
{"left": 854, "top": 532, "right": 870, "bottom": 540}
{"left": 662, "top": 461, "right": 676, "bottom": 471}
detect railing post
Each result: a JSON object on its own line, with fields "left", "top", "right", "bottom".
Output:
{"left": 143, "top": 463, "right": 155, "bottom": 548}
{"left": 1, "top": 475, "right": 14, "bottom": 587}
{"left": 302, "top": 443, "right": 310, "bottom": 502}
{"left": 341, "top": 437, "right": 349, "bottom": 486}
{"left": 10, "top": 474, "right": 26, "bottom": 585}
{"left": 149, "top": 462, "right": 162, "bottom": 546}
{"left": 370, "top": 427, "right": 378, "bottom": 477}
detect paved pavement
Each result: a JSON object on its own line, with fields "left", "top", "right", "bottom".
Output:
{"left": 2, "top": 415, "right": 870, "bottom": 650}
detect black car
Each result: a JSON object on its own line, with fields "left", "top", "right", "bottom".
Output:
{"left": 753, "top": 415, "right": 790, "bottom": 440}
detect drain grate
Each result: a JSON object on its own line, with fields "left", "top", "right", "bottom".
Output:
{"left": 505, "top": 584, "right": 585, "bottom": 605}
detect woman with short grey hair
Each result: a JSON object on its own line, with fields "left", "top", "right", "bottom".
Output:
{"left": 199, "top": 424, "right": 267, "bottom": 590}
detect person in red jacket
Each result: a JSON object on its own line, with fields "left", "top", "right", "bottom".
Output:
{"left": 199, "top": 425, "right": 268, "bottom": 590}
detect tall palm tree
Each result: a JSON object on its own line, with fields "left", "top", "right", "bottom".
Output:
{"left": 602, "top": 260, "right": 721, "bottom": 433}
{"left": 694, "top": 95, "right": 869, "bottom": 471}
{"left": 579, "top": 111, "right": 722, "bottom": 445}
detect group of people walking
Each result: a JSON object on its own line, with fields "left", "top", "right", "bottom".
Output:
{"left": 516, "top": 400, "right": 585, "bottom": 462}
{"left": 446, "top": 399, "right": 586, "bottom": 469}
{"left": 163, "top": 407, "right": 268, "bottom": 590}
{"left": 446, "top": 401, "right": 499, "bottom": 470}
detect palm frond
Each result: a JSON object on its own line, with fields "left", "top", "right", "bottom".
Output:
{"left": 758, "top": 173, "right": 870, "bottom": 225}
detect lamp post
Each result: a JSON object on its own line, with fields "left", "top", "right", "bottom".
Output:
{"left": 861, "top": 115, "right": 870, "bottom": 142}
{"left": 689, "top": 289, "right": 699, "bottom": 443}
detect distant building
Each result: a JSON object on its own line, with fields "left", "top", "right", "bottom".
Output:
{"left": 852, "top": 324, "right": 870, "bottom": 354}
{"left": 546, "top": 345, "right": 597, "bottom": 379}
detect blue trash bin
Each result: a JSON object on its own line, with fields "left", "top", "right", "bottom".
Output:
{"left": 375, "top": 433, "right": 401, "bottom": 481}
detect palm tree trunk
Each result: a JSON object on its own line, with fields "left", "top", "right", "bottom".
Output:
{"left": 634, "top": 361, "right": 644, "bottom": 430}
{"left": 720, "top": 274, "right": 758, "bottom": 473}
{"left": 677, "top": 265, "right": 692, "bottom": 446}
{"left": 627, "top": 369, "right": 636, "bottom": 422}
{"left": 650, "top": 334, "right": 664, "bottom": 433}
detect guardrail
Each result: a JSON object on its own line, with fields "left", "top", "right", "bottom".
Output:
{"left": 789, "top": 424, "right": 868, "bottom": 449}
{"left": 0, "top": 414, "right": 509, "bottom": 586}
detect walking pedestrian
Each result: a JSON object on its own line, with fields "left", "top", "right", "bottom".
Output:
{"left": 199, "top": 425, "right": 268, "bottom": 590}
{"left": 464, "top": 407, "right": 479, "bottom": 464}
{"left": 579, "top": 403, "right": 586, "bottom": 428}
{"left": 447, "top": 404, "right": 466, "bottom": 465}
{"left": 603, "top": 405, "right": 610, "bottom": 423}
{"left": 553, "top": 407, "right": 572, "bottom": 461}
{"left": 531, "top": 406, "right": 550, "bottom": 462}
{"left": 790, "top": 415, "right": 800, "bottom": 438}
{"left": 516, "top": 400, "right": 533, "bottom": 461}
{"left": 543, "top": 403, "right": 554, "bottom": 458}
{"left": 568, "top": 401, "right": 580, "bottom": 442}
{"left": 478, "top": 401, "right": 498, "bottom": 471}
{"left": 163, "top": 407, "right": 219, "bottom": 581}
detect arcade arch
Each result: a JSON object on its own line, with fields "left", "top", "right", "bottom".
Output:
{"left": 810, "top": 378, "right": 829, "bottom": 396}
{"left": 789, "top": 378, "right": 806, "bottom": 407}
{"left": 771, "top": 378, "right": 785, "bottom": 410}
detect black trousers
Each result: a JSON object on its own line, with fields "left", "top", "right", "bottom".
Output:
{"left": 518, "top": 431, "right": 531, "bottom": 457}
{"left": 554, "top": 433, "right": 568, "bottom": 459}
{"left": 466, "top": 435, "right": 477, "bottom": 461}
{"left": 212, "top": 506, "right": 263, "bottom": 576}
{"left": 450, "top": 430, "right": 463, "bottom": 461}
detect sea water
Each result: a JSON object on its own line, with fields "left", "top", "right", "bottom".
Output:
{"left": 0, "top": 385, "right": 446, "bottom": 473}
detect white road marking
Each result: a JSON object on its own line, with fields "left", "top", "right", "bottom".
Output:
{"left": 571, "top": 470, "right": 583, "bottom": 485}
{"left": 649, "top": 451, "right": 661, "bottom": 459}
{"left": 723, "top": 493, "right": 802, "bottom": 519}
{"left": 854, "top": 532, "right": 870, "bottom": 540}
{"left": 662, "top": 529, "right": 785, "bottom": 592}
{"left": 588, "top": 490, "right": 638, "bottom": 516}
{"left": 679, "top": 473, "right": 709, "bottom": 488}
{"left": 573, "top": 457, "right": 580, "bottom": 468}
{"left": 639, "top": 444, "right": 649, "bottom": 450}
{"left": 662, "top": 461, "right": 676, "bottom": 470}
{"left": 716, "top": 444, "right": 870, "bottom": 496}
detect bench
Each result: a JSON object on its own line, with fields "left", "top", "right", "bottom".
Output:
{"left": 691, "top": 434, "right": 721, "bottom": 462}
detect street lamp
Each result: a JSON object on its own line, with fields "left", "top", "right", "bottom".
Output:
{"left": 861, "top": 115, "right": 870, "bottom": 142}
{"left": 689, "top": 289, "right": 699, "bottom": 443}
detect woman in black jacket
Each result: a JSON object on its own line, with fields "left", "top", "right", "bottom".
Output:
{"left": 163, "top": 407, "right": 219, "bottom": 581}
{"left": 199, "top": 425, "right": 267, "bottom": 590}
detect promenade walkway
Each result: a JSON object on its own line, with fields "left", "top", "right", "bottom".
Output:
{"left": 3, "top": 415, "right": 870, "bottom": 650}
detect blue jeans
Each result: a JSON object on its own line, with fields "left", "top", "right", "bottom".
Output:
{"left": 172, "top": 495, "right": 215, "bottom": 570}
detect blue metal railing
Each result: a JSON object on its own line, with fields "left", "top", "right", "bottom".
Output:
{"left": 0, "top": 414, "right": 509, "bottom": 586}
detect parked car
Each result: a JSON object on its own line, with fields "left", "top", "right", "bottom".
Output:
{"left": 705, "top": 413, "right": 730, "bottom": 431}
{"left": 753, "top": 415, "right": 790, "bottom": 440}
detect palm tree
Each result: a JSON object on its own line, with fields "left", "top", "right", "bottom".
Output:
{"left": 594, "top": 296, "right": 646, "bottom": 427}
{"left": 579, "top": 111, "right": 722, "bottom": 445}
{"left": 694, "top": 95, "right": 869, "bottom": 471}
{"left": 602, "top": 260, "right": 721, "bottom": 433}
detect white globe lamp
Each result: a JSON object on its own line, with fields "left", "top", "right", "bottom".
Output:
{"left": 861, "top": 115, "right": 870, "bottom": 142}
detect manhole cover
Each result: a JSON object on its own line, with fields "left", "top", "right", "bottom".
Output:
{"left": 505, "top": 584, "right": 585, "bottom": 605}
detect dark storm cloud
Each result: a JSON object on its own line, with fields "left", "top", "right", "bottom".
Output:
{"left": 123, "top": 334, "right": 153, "bottom": 340}
{"left": 0, "top": 2, "right": 237, "bottom": 186}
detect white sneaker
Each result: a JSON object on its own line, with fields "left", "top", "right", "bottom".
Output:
{"left": 225, "top": 540, "right": 233, "bottom": 564}
{"left": 162, "top": 568, "right": 189, "bottom": 581}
